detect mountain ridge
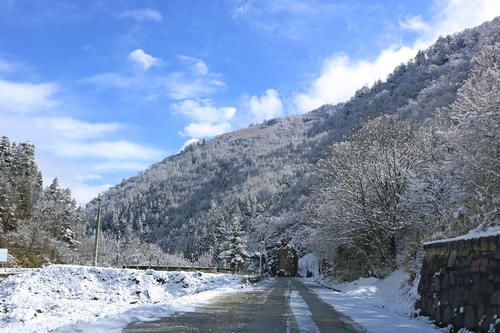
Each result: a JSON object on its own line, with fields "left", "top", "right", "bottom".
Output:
{"left": 83, "top": 17, "right": 500, "bottom": 258}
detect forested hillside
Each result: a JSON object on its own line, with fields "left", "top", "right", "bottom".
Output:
{"left": 0, "top": 137, "right": 211, "bottom": 267}
{"left": 82, "top": 16, "right": 499, "bottom": 275}
{"left": 0, "top": 137, "right": 81, "bottom": 266}
{"left": 306, "top": 44, "right": 499, "bottom": 278}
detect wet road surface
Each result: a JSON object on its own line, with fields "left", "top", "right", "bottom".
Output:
{"left": 124, "top": 278, "right": 364, "bottom": 333}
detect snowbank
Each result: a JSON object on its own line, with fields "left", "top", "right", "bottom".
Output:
{"left": 307, "top": 270, "right": 440, "bottom": 332}
{"left": 0, "top": 265, "right": 246, "bottom": 333}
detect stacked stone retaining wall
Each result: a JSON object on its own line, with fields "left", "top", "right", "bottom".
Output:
{"left": 416, "top": 234, "right": 500, "bottom": 332}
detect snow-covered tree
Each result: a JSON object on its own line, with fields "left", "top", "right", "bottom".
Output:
{"left": 405, "top": 44, "right": 500, "bottom": 237}
{"left": 0, "top": 138, "right": 83, "bottom": 266}
{"left": 310, "top": 116, "right": 428, "bottom": 278}
{"left": 447, "top": 44, "right": 499, "bottom": 229}
{"left": 218, "top": 217, "right": 249, "bottom": 273}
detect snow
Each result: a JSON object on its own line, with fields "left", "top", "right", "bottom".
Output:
{"left": 307, "top": 270, "right": 441, "bottom": 332}
{"left": 298, "top": 253, "right": 320, "bottom": 277}
{"left": 424, "top": 225, "right": 500, "bottom": 245}
{"left": 0, "top": 265, "right": 247, "bottom": 333}
{"left": 0, "top": 268, "right": 34, "bottom": 277}
{"left": 288, "top": 289, "right": 319, "bottom": 333}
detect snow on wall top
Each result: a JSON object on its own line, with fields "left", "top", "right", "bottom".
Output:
{"left": 423, "top": 226, "right": 500, "bottom": 246}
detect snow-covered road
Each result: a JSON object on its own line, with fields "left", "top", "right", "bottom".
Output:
{"left": 124, "top": 278, "right": 362, "bottom": 333}
{"left": 124, "top": 277, "right": 442, "bottom": 333}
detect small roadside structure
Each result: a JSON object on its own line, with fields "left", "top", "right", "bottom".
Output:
{"left": 277, "top": 244, "right": 298, "bottom": 277}
{"left": 268, "top": 241, "right": 298, "bottom": 277}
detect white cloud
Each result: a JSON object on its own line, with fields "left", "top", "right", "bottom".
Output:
{"left": 0, "top": 79, "right": 58, "bottom": 113}
{"left": 69, "top": 183, "right": 112, "bottom": 205}
{"left": 0, "top": 113, "right": 124, "bottom": 144}
{"left": 172, "top": 99, "right": 236, "bottom": 123}
{"left": 179, "top": 138, "right": 200, "bottom": 152}
{"left": 425, "top": 0, "right": 500, "bottom": 43}
{"left": 195, "top": 62, "right": 209, "bottom": 76}
{"left": 267, "top": 0, "right": 319, "bottom": 15}
{"left": 293, "top": 0, "right": 500, "bottom": 113}
{"left": 248, "top": 89, "right": 284, "bottom": 122}
{"left": 181, "top": 122, "right": 231, "bottom": 138}
{"left": 43, "top": 172, "right": 111, "bottom": 204}
{"left": 0, "top": 73, "right": 164, "bottom": 203}
{"left": 36, "top": 155, "right": 111, "bottom": 204}
{"left": 172, "top": 99, "right": 236, "bottom": 138}
{"left": 179, "top": 56, "right": 209, "bottom": 75}
{"left": 294, "top": 47, "right": 415, "bottom": 112}
{"left": 84, "top": 72, "right": 136, "bottom": 88}
{"left": 120, "top": 8, "right": 162, "bottom": 22}
{"left": 399, "top": 15, "right": 431, "bottom": 33}
{"left": 0, "top": 112, "right": 163, "bottom": 187}
{"left": 33, "top": 117, "right": 123, "bottom": 140}
{"left": 129, "top": 49, "right": 161, "bottom": 70}
{"left": 232, "top": 0, "right": 346, "bottom": 41}
{"left": 92, "top": 161, "right": 150, "bottom": 172}
{"left": 233, "top": 3, "right": 250, "bottom": 18}
{"left": 49, "top": 140, "right": 165, "bottom": 161}
{"left": 161, "top": 72, "right": 224, "bottom": 100}
{"left": 86, "top": 59, "right": 219, "bottom": 97}
{"left": 76, "top": 173, "right": 102, "bottom": 181}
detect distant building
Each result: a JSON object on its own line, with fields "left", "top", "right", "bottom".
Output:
{"left": 268, "top": 241, "right": 298, "bottom": 277}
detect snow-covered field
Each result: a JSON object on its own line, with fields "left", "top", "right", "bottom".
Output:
{"left": 0, "top": 265, "right": 247, "bottom": 333}
{"left": 308, "top": 270, "right": 442, "bottom": 332}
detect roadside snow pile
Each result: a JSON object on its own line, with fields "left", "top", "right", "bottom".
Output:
{"left": 321, "top": 270, "right": 417, "bottom": 316}
{"left": 0, "top": 265, "right": 244, "bottom": 333}
{"left": 309, "top": 270, "right": 440, "bottom": 332}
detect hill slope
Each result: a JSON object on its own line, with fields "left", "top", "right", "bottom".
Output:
{"left": 83, "top": 17, "right": 500, "bottom": 259}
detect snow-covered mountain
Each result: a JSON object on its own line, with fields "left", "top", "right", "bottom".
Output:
{"left": 83, "top": 17, "right": 500, "bottom": 258}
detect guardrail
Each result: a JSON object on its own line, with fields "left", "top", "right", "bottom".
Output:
{"left": 122, "top": 265, "right": 233, "bottom": 273}
{"left": 0, "top": 268, "right": 33, "bottom": 279}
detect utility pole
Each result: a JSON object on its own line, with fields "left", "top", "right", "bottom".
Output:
{"left": 92, "top": 195, "right": 102, "bottom": 266}
{"left": 259, "top": 251, "right": 263, "bottom": 277}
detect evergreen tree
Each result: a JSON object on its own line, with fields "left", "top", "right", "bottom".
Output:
{"left": 0, "top": 138, "right": 81, "bottom": 266}
{"left": 218, "top": 217, "right": 249, "bottom": 273}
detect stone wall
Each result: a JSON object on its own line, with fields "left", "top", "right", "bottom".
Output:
{"left": 416, "top": 233, "right": 500, "bottom": 332}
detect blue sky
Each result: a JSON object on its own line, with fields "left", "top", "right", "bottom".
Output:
{"left": 0, "top": 0, "right": 498, "bottom": 203}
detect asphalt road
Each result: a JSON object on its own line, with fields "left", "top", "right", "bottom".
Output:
{"left": 124, "top": 278, "right": 364, "bottom": 333}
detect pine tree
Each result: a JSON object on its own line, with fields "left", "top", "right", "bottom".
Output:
{"left": 0, "top": 137, "right": 82, "bottom": 266}
{"left": 218, "top": 217, "right": 249, "bottom": 273}
{"left": 0, "top": 136, "right": 11, "bottom": 231}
